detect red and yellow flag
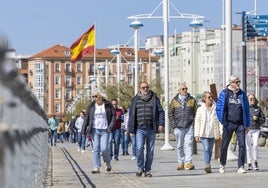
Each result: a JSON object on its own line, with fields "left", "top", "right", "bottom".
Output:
{"left": 70, "top": 24, "right": 95, "bottom": 62}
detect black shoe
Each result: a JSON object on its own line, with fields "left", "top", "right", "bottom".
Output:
{"left": 247, "top": 163, "right": 253, "bottom": 170}
{"left": 114, "top": 157, "right": 119, "bottom": 161}
{"left": 122, "top": 152, "right": 126, "bottom": 156}
{"left": 136, "top": 168, "right": 144, "bottom": 177}
{"left": 125, "top": 151, "right": 129, "bottom": 156}
{"left": 254, "top": 161, "right": 259, "bottom": 170}
{"left": 144, "top": 171, "right": 152, "bottom": 177}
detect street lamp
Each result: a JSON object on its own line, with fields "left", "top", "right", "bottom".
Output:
{"left": 128, "top": 0, "right": 205, "bottom": 151}
{"left": 110, "top": 47, "right": 121, "bottom": 100}
{"left": 189, "top": 19, "right": 203, "bottom": 96}
{"left": 130, "top": 20, "right": 144, "bottom": 94}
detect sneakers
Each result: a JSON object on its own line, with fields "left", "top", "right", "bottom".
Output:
{"left": 136, "top": 168, "right": 144, "bottom": 177}
{"left": 78, "top": 147, "right": 81, "bottom": 152}
{"left": 219, "top": 165, "right": 225, "bottom": 173}
{"left": 254, "top": 161, "right": 259, "bottom": 170}
{"left": 247, "top": 163, "right": 253, "bottom": 170}
{"left": 106, "top": 162, "right": 112, "bottom": 172}
{"left": 125, "top": 151, "right": 129, "bottom": 156}
{"left": 81, "top": 150, "right": 85, "bottom": 153}
{"left": 131, "top": 156, "right": 136, "bottom": 160}
{"left": 177, "top": 164, "right": 184, "bottom": 170}
{"left": 144, "top": 171, "right": 152, "bottom": 177}
{"left": 114, "top": 157, "right": 119, "bottom": 161}
{"left": 92, "top": 167, "right": 100, "bottom": 174}
{"left": 238, "top": 167, "right": 246, "bottom": 174}
{"left": 185, "top": 162, "right": 195, "bottom": 170}
{"left": 204, "top": 164, "right": 211, "bottom": 173}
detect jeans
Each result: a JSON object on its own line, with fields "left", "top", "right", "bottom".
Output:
{"left": 58, "top": 133, "right": 64, "bottom": 143}
{"left": 121, "top": 129, "right": 130, "bottom": 153}
{"left": 50, "top": 129, "right": 57, "bottom": 146}
{"left": 174, "top": 126, "right": 194, "bottom": 164}
{"left": 91, "top": 128, "right": 110, "bottom": 168}
{"left": 220, "top": 123, "right": 246, "bottom": 168}
{"left": 70, "top": 130, "right": 76, "bottom": 143}
{"left": 136, "top": 128, "right": 156, "bottom": 172}
{"left": 130, "top": 134, "right": 136, "bottom": 157}
{"left": 245, "top": 129, "right": 260, "bottom": 164}
{"left": 77, "top": 132, "right": 86, "bottom": 150}
{"left": 108, "top": 128, "right": 121, "bottom": 159}
{"left": 200, "top": 137, "right": 215, "bottom": 165}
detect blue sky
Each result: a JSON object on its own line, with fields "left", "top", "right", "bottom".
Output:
{"left": 0, "top": 0, "right": 267, "bottom": 55}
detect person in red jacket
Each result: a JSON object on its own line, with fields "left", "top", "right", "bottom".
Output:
{"left": 108, "top": 99, "right": 123, "bottom": 161}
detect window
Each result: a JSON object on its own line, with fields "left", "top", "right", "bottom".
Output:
{"left": 66, "top": 90, "right": 71, "bottom": 99}
{"left": 55, "top": 104, "right": 60, "bottom": 113}
{"left": 55, "top": 63, "right": 60, "bottom": 71}
{"left": 77, "top": 63, "right": 82, "bottom": 72}
{"left": 66, "top": 63, "right": 71, "bottom": 72}
{"left": 55, "top": 90, "right": 60, "bottom": 99}
{"left": 66, "top": 77, "right": 71, "bottom": 86}
{"left": 77, "top": 76, "right": 82, "bottom": 85}
{"left": 55, "top": 76, "right": 60, "bottom": 85}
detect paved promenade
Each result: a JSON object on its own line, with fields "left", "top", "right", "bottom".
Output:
{"left": 45, "top": 139, "right": 268, "bottom": 188}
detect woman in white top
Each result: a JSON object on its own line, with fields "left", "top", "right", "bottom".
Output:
{"left": 75, "top": 111, "right": 86, "bottom": 153}
{"left": 81, "top": 89, "right": 115, "bottom": 174}
{"left": 194, "top": 91, "right": 221, "bottom": 173}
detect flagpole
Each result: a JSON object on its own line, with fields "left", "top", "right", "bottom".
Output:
{"left": 93, "top": 21, "right": 97, "bottom": 89}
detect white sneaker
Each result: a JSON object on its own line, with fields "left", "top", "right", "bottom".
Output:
{"left": 78, "top": 147, "right": 81, "bottom": 152}
{"left": 219, "top": 165, "right": 225, "bottom": 173}
{"left": 238, "top": 167, "right": 246, "bottom": 174}
{"left": 81, "top": 150, "right": 85, "bottom": 153}
{"left": 131, "top": 156, "right": 136, "bottom": 160}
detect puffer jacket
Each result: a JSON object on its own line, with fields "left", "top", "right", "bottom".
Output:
{"left": 169, "top": 93, "right": 197, "bottom": 129}
{"left": 81, "top": 99, "right": 116, "bottom": 134}
{"left": 216, "top": 86, "right": 250, "bottom": 127}
{"left": 127, "top": 91, "right": 165, "bottom": 134}
{"left": 194, "top": 103, "right": 221, "bottom": 139}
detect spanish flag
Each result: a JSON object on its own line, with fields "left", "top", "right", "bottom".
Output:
{"left": 70, "top": 24, "right": 95, "bottom": 62}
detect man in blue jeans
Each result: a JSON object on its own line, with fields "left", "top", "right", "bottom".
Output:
{"left": 128, "top": 81, "right": 164, "bottom": 177}
{"left": 216, "top": 75, "right": 250, "bottom": 174}
{"left": 108, "top": 99, "right": 123, "bottom": 161}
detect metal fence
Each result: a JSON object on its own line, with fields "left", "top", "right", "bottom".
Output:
{"left": 0, "top": 43, "right": 49, "bottom": 188}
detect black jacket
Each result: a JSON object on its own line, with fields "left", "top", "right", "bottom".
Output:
{"left": 81, "top": 99, "right": 116, "bottom": 134}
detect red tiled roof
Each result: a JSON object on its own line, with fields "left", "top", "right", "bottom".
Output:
{"left": 29, "top": 44, "right": 159, "bottom": 61}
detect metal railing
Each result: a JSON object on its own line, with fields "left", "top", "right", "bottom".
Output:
{"left": 0, "top": 40, "right": 49, "bottom": 188}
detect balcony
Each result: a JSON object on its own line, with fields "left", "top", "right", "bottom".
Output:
{"left": 65, "top": 82, "right": 74, "bottom": 88}
{"left": 64, "top": 69, "right": 73, "bottom": 75}
{"left": 65, "top": 97, "right": 73, "bottom": 102}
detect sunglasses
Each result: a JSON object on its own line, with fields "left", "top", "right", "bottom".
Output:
{"left": 234, "top": 80, "right": 241, "bottom": 84}
{"left": 207, "top": 96, "right": 213, "bottom": 99}
{"left": 141, "top": 86, "right": 149, "bottom": 90}
{"left": 92, "top": 95, "right": 99, "bottom": 98}
{"left": 181, "top": 87, "right": 188, "bottom": 91}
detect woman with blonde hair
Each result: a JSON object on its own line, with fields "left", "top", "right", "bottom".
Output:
{"left": 246, "top": 93, "right": 266, "bottom": 170}
{"left": 195, "top": 91, "right": 221, "bottom": 173}
{"left": 82, "top": 89, "right": 115, "bottom": 174}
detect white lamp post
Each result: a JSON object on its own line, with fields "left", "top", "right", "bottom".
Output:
{"left": 130, "top": 20, "right": 144, "bottom": 94}
{"left": 110, "top": 47, "right": 121, "bottom": 100}
{"left": 128, "top": 0, "right": 205, "bottom": 151}
{"left": 189, "top": 20, "right": 203, "bottom": 96}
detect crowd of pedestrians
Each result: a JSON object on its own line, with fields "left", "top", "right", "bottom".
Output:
{"left": 48, "top": 76, "right": 266, "bottom": 177}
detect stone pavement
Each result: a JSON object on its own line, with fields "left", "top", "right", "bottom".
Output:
{"left": 45, "top": 139, "right": 268, "bottom": 188}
